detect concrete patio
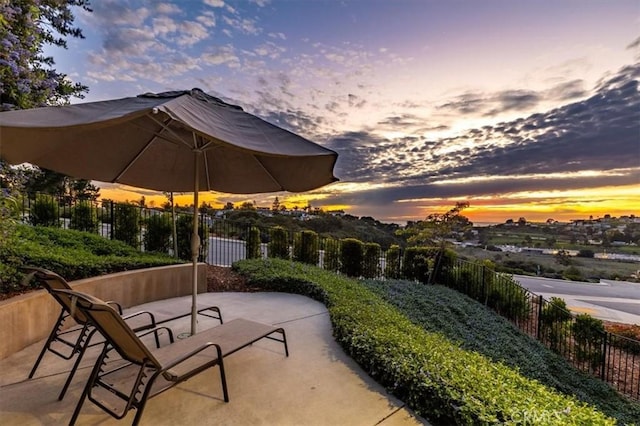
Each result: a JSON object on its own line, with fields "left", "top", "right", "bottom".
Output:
{"left": 0, "top": 291, "right": 428, "bottom": 425}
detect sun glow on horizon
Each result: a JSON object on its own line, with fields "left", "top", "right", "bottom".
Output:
{"left": 96, "top": 180, "right": 638, "bottom": 225}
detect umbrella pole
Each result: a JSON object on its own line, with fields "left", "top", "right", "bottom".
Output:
{"left": 191, "top": 152, "right": 201, "bottom": 335}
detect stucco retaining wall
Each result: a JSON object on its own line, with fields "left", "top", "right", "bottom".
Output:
{"left": 0, "top": 263, "right": 207, "bottom": 360}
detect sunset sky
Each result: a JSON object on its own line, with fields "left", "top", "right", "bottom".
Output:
{"left": 47, "top": 0, "right": 639, "bottom": 224}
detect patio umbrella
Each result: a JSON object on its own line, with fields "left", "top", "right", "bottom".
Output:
{"left": 0, "top": 88, "right": 338, "bottom": 334}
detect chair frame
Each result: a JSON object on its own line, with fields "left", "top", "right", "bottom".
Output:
{"left": 52, "top": 289, "right": 288, "bottom": 426}
{"left": 21, "top": 266, "right": 223, "bottom": 400}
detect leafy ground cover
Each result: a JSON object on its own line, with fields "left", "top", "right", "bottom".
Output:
{"left": 361, "top": 278, "right": 640, "bottom": 424}
{"left": 0, "top": 224, "right": 181, "bottom": 296}
{"left": 234, "top": 258, "right": 622, "bottom": 425}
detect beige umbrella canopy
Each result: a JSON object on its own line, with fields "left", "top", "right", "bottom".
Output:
{"left": 0, "top": 88, "right": 339, "bottom": 334}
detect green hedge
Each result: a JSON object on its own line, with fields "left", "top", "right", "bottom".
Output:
{"left": 246, "top": 226, "right": 262, "bottom": 259}
{"left": 268, "top": 226, "right": 290, "bottom": 259}
{"left": 362, "top": 242, "right": 381, "bottom": 279}
{"left": 144, "top": 214, "right": 173, "bottom": 254}
{"left": 293, "top": 230, "right": 319, "bottom": 265}
{"left": 402, "top": 246, "right": 439, "bottom": 282}
{"left": 339, "top": 238, "right": 363, "bottom": 277}
{"left": 0, "top": 224, "right": 181, "bottom": 293}
{"left": 362, "top": 279, "right": 640, "bottom": 425}
{"left": 233, "top": 259, "right": 615, "bottom": 425}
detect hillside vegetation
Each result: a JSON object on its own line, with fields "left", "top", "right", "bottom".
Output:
{"left": 362, "top": 279, "right": 640, "bottom": 424}
{"left": 234, "top": 258, "right": 631, "bottom": 425}
{"left": 0, "top": 224, "right": 181, "bottom": 294}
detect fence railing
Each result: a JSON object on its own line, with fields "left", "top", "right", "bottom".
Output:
{"left": 13, "top": 193, "right": 640, "bottom": 400}
{"left": 437, "top": 257, "right": 640, "bottom": 401}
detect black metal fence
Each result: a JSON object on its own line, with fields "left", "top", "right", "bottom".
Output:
{"left": 437, "top": 257, "right": 640, "bottom": 401}
{"left": 14, "top": 193, "right": 640, "bottom": 400}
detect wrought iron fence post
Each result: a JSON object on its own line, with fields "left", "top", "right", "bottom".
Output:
{"left": 536, "top": 295, "right": 544, "bottom": 340}
{"left": 601, "top": 331, "right": 608, "bottom": 381}
{"left": 110, "top": 202, "right": 115, "bottom": 239}
{"left": 481, "top": 265, "right": 487, "bottom": 305}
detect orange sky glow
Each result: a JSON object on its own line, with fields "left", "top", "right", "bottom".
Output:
{"left": 98, "top": 182, "right": 639, "bottom": 225}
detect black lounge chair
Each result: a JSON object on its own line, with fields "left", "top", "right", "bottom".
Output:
{"left": 22, "top": 266, "right": 223, "bottom": 400}
{"left": 52, "top": 289, "right": 288, "bottom": 426}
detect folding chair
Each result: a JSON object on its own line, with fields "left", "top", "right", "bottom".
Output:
{"left": 21, "top": 266, "right": 223, "bottom": 400}
{"left": 52, "top": 289, "right": 288, "bottom": 426}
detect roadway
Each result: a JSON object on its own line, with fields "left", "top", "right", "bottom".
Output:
{"left": 514, "top": 275, "right": 640, "bottom": 324}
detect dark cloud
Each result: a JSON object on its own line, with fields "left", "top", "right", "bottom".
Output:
{"left": 257, "top": 109, "right": 326, "bottom": 141}
{"left": 437, "top": 92, "right": 488, "bottom": 114}
{"left": 377, "top": 113, "right": 423, "bottom": 127}
{"left": 545, "top": 80, "right": 587, "bottom": 101}
{"left": 494, "top": 90, "right": 540, "bottom": 112}
{"left": 323, "top": 62, "right": 639, "bottom": 208}
{"left": 348, "top": 93, "right": 366, "bottom": 108}
{"left": 327, "top": 170, "right": 639, "bottom": 208}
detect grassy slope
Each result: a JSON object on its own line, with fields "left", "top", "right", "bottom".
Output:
{"left": 362, "top": 279, "right": 640, "bottom": 424}
{"left": 0, "top": 224, "right": 182, "bottom": 292}
{"left": 235, "top": 259, "right": 624, "bottom": 425}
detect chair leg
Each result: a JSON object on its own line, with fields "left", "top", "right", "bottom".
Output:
{"left": 28, "top": 310, "right": 65, "bottom": 378}
{"left": 69, "top": 344, "right": 109, "bottom": 426}
{"left": 58, "top": 327, "right": 97, "bottom": 400}
{"left": 215, "top": 346, "right": 229, "bottom": 403}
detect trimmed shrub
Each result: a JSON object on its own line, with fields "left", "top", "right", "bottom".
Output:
{"left": 384, "top": 244, "right": 401, "bottom": 279}
{"left": 433, "top": 248, "right": 457, "bottom": 280}
{"left": 540, "top": 297, "right": 573, "bottom": 355}
{"left": 322, "top": 237, "right": 340, "bottom": 272}
{"left": 293, "top": 230, "right": 319, "bottom": 265}
{"left": 268, "top": 226, "right": 290, "bottom": 259}
{"left": 29, "top": 194, "right": 60, "bottom": 227}
{"left": 246, "top": 226, "right": 262, "bottom": 259}
{"left": 573, "top": 314, "right": 605, "bottom": 373}
{"left": 69, "top": 201, "right": 99, "bottom": 233}
{"left": 113, "top": 203, "right": 140, "bottom": 247}
{"left": 401, "top": 246, "right": 438, "bottom": 282}
{"left": 486, "top": 273, "right": 531, "bottom": 322}
{"left": 339, "top": 238, "right": 363, "bottom": 277}
{"left": 144, "top": 214, "right": 173, "bottom": 254}
{"left": 362, "top": 242, "right": 381, "bottom": 279}
{"left": 176, "top": 214, "right": 209, "bottom": 261}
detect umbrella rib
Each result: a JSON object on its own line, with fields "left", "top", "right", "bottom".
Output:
{"left": 146, "top": 114, "right": 194, "bottom": 150}
{"left": 114, "top": 119, "right": 175, "bottom": 181}
{"left": 254, "top": 156, "right": 285, "bottom": 191}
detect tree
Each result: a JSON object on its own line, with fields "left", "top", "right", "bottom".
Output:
{"left": 555, "top": 249, "right": 572, "bottom": 266}
{"left": 1, "top": 1, "right": 93, "bottom": 213}
{"left": 398, "top": 202, "right": 472, "bottom": 248}
{"left": 0, "top": 0, "right": 91, "bottom": 110}
{"left": 240, "top": 201, "right": 255, "bottom": 210}
{"left": 69, "top": 179, "right": 100, "bottom": 201}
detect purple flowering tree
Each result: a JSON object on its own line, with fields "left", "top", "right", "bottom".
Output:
{"left": 0, "top": 0, "right": 91, "bottom": 110}
{"left": 1, "top": 0, "right": 94, "bottom": 200}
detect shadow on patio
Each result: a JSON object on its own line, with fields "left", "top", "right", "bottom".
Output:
{"left": 0, "top": 291, "right": 428, "bottom": 425}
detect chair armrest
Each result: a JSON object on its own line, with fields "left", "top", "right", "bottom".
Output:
{"left": 137, "top": 326, "right": 175, "bottom": 345}
{"left": 160, "top": 342, "right": 223, "bottom": 381}
{"left": 105, "top": 301, "right": 123, "bottom": 315}
{"left": 122, "top": 310, "right": 157, "bottom": 330}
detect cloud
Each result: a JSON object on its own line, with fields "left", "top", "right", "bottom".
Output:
{"left": 222, "top": 15, "right": 261, "bottom": 35}
{"left": 175, "top": 21, "right": 209, "bottom": 46}
{"left": 545, "top": 79, "right": 587, "bottom": 101}
{"left": 203, "top": 0, "right": 225, "bottom": 7}
{"left": 321, "top": 62, "right": 640, "bottom": 208}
